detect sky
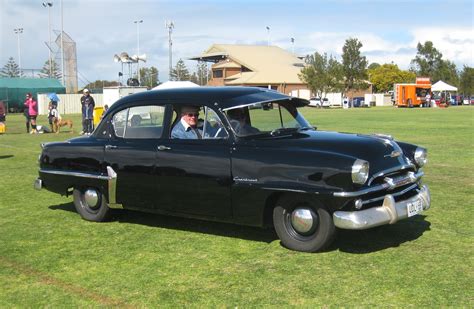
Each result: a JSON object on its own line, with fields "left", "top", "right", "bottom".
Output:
{"left": 1, "top": 0, "right": 473, "bottom": 86}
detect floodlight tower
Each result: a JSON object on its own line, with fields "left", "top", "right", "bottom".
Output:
{"left": 166, "top": 20, "right": 174, "bottom": 80}
{"left": 42, "top": 2, "right": 53, "bottom": 77}
{"left": 14, "top": 28, "right": 23, "bottom": 77}
{"left": 134, "top": 19, "right": 143, "bottom": 83}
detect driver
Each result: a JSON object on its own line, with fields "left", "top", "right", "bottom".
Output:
{"left": 171, "top": 106, "right": 203, "bottom": 139}
{"left": 227, "top": 108, "right": 259, "bottom": 135}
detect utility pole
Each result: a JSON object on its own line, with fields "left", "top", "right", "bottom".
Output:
{"left": 42, "top": 2, "right": 53, "bottom": 77}
{"left": 14, "top": 28, "right": 23, "bottom": 77}
{"left": 166, "top": 20, "right": 174, "bottom": 80}
{"left": 134, "top": 19, "right": 143, "bottom": 84}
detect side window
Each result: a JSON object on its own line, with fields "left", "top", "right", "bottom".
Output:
{"left": 203, "top": 107, "right": 228, "bottom": 139}
{"left": 170, "top": 105, "right": 228, "bottom": 139}
{"left": 112, "top": 109, "right": 128, "bottom": 138}
{"left": 112, "top": 105, "right": 165, "bottom": 139}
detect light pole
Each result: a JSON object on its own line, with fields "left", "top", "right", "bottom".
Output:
{"left": 43, "top": 2, "right": 53, "bottom": 78}
{"left": 14, "top": 28, "right": 23, "bottom": 77}
{"left": 266, "top": 26, "right": 270, "bottom": 46}
{"left": 166, "top": 20, "right": 174, "bottom": 80}
{"left": 60, "top": 0, "right": 64, "bottom": 87}
{"left": 134, "top": 19, "right": 143, "bottom": 84}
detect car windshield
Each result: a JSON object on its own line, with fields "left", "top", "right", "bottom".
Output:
{"left": 224, "top": 101, "right": 312, "bottom": 137}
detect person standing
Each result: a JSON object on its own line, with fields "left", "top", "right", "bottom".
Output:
{"left": 80, "top": 89, "right": 95, "bottom": 135}
{"left": 0, "top": 100, "right": 6, "bottom": 123}
{"left": 24, "top": 93, "right": 38, "bottom": 134}
{"left": 425, "top": 92, "right": 431, "bottom": 108}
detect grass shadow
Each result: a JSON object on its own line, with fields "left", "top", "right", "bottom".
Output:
{"left": 49, "top": 203, "right": 278, "bottom": 244}
{"left": 0, "top": 155, "right": 14, "bottom": 159}
{"left": 330, "top": 215, "right": 431, "bottom": 253}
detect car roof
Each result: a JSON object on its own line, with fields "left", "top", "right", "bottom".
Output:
{"left": 108, "top": 86, "right": 309, "bottom": 113}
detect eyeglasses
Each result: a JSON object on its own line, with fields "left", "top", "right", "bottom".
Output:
{"left": 185, "top": 113, "right": 199, "bottom": 117}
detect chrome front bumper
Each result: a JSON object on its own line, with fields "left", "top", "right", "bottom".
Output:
{"left": 333, "top": 185, "right": 431, "bottom": 230}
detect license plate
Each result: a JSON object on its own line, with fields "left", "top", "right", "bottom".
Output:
{"left": 407, "top": 198, "right": 423, "bottom": 217}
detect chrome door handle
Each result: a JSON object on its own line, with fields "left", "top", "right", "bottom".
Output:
{"left": 105, "top": 145, "right": 118, "bottom": 150}
{"left": 157, "top": 145, "right": 171, "bottom": 151}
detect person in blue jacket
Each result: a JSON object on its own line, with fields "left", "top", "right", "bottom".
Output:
{"left": 80, "top": 89, "right": 95, "bottom": 135}
{"left": 171, "top": 106, "right": 203, "bottom": 139}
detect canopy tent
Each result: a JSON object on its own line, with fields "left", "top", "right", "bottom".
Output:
{"left": 152, "top": 81, "right": 199, "bottom": 90}
{"left": 431, "top": 80, "right": 458, "bottom": 92}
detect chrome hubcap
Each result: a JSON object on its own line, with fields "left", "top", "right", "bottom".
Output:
{"left": 291, "top": 208, "right": 315, "bottom": 234}
{"left": 84, "top": 189, "right": 99, "bottom": 208}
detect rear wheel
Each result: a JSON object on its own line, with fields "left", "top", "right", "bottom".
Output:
{"left": 73, "top": 187, "right": 111, "bottom": 222}
{"left": 273, "top": 195, "right": 335, "bottom": 252}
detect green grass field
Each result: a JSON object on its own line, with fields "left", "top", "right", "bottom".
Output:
{"left": 0, "top": 106, "right": 473, "bottom": 307}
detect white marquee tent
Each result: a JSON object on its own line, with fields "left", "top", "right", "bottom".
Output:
{"left": 152, "top": 81, "right": 199, "bottom": 90}
{"left": 431, "top": 80, "right": 458, "bottom": 92}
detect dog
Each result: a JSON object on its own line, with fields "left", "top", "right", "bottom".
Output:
{"left": 52, "top": 117, "right": 74, "bottom": 133}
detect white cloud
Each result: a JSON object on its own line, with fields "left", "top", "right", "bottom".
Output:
{"left": 301, "top": 27, "right": 473, "bottom": 70}
{"left": 410, "top": 27, "right": 474, "bottom": 67}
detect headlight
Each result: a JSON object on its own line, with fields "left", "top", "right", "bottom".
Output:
{"left": 414, "top": 147, "right": 428, "bottom": 167}
{"left": 352, "top": 159, "right": 369, "bottom": 185}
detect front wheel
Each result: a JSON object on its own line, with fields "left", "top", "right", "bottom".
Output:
{"left": 273, "top": 195, "right": 335, "bottom": 252}
{"left": 73, "top": 187, "right": 111, "bottom": 222}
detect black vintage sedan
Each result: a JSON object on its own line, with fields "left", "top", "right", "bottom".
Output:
{"left": 35, "top": 87, "right": 430, "bottom": 252}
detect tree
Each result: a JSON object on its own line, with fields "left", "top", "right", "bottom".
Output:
{"left": 299, "top": 52, "right": 343, "bottom": 97}
{"left": 435, "top": 59, "right": 459, "bottom": 86}
{"left": 195, "top": 61, "right": 210, "bottom": 86}
{"left": 83, "top": 80, "right": 121, "bottom": 90}
{"left": 368, "top": 63, "right": 416, "bottom": 93}
{"left": 1, "top": 57, "right": 20, "bottom": 77}
{"left": 368, "top": 62, "right": 381, "bottom": 70}
{"left": 39, "top": 59, "right": 62, "bottom": 79}
{"left": 170, "top": 59, "right": 190, "bottom": 81}
{"left": 410, "top": 41, "right": 443, "bottom": 78}
{"left": 189, "top": 72, "right": 199, "bottom": 84}
{"left": 410, "top": 41, "right": 459, "bottom": 84}
{"left": 341, "top": 38, "right": 368, "bottom": 96}
{"left": 459, "top": 66, "right": 474, "bottom": 95}
{"left": 137, "top": 66, "right": 159, "bottom": 88}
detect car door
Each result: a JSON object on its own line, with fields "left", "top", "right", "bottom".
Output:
{"left": 155, "top": 105, "right": 233, "bottom": 218}
{"left": 104, "top": 103, "right": 167, "bottom": 209}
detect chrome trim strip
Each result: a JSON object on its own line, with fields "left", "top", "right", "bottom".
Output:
{"left": 367, "top": 164, "right": 416, "bottom": 185}
{"left": 333, "top": 170, "right": 423, "bottom": 197}
{"left": 106, "top": 166, "right": 122, "bottom": 209}
{"left": 40, "top": 169, "right": 110, "bottom": 180}
{"left": 221, "top": 98, "right": 294, "bottom": 111}
{"left": 333, "top": 185, "right": 431, "bottom": 230}
{"left": 361, "top": 183, "right": 418, "bottom": 205}
{"left": 40, "top": 167, "right": 123, "bottom": 209}
{"left": 261, "top": 187, "right": 308, "bottom": 193}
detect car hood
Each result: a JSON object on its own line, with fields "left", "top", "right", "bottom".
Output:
{"left": 254, "top": 130, "right": 413, "bottom": 174}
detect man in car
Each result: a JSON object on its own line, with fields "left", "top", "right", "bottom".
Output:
{"left": 171, "top": 106, "right": 203, "bottom": 139}
{"left": 227, "top": 108, "right": 259, "bottom": 136}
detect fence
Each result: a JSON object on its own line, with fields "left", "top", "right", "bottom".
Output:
{"left": 37, "top": 93, "right": 104, "bottom": 115}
